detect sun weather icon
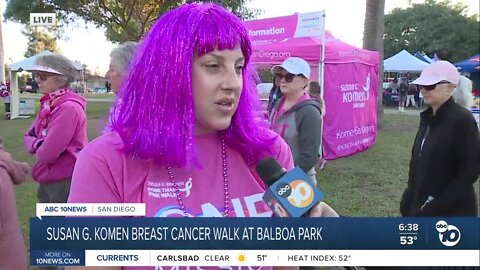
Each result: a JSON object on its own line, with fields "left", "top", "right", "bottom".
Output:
{"left": 237, "top": 253, "right": 247, "bottom": 263}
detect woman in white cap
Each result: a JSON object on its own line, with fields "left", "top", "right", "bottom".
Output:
{"left": 400, "top": 61, "right": 480, "bottom": 217}
{"left": 23, "top": 53, "right": 88, "bottom": 208}
{"left": 269, "top": 57, "right": 322, "bottom": 185}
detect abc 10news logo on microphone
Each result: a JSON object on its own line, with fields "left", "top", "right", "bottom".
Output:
{"left": 264, "top": 167, "right": 324, "bottom": 217}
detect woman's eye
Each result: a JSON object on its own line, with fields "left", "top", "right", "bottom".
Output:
{"left": 205, "top": 64, "right": 220, "bottom": 70}
{"left": 235, "top": 65, "right": 244, "bottom": 75}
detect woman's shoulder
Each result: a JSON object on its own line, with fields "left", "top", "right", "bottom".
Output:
{"left": 80, "top": 131, "right": 125, "bottom": 160}
{"left": 448, "top": 102, "right": 476, "bottom": 124}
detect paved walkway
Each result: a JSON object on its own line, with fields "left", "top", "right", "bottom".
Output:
{"left": 384, "top": 108, "right": 422, "bottom": 116}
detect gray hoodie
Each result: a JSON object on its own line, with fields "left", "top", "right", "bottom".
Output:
{"left": 270, "top": 96, "right": 322, "bottom": 174}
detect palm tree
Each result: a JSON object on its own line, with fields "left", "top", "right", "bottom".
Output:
{"left": 363, "top": 0, "right": 385, "bottom": 127}
{"left": 0, "top": 0, "right": 6, "bottom": 83}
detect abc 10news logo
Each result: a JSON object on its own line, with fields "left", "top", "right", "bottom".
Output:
{"left": 435, "top": 220, "right": 461, "bottom": 247}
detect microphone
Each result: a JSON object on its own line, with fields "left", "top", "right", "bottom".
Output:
{"left": 256, "top": 157, "right": 324, "bottom": 217}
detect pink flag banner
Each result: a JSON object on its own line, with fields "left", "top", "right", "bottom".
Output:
{"left": 244, "top": 12, "right": 324, "bottom": 45}
{"left": 322, "top": 62, "right": 379, "bottom": 160}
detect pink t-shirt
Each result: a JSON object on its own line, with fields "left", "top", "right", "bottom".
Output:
{"left": 68, "top": 131, "right": 294, "bottom": 270}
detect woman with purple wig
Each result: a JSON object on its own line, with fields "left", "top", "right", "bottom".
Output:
{"left": 68, "top": 3, "right": 336, "bottom": 269}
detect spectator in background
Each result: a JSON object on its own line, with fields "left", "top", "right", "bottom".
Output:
{"left": 400, "top": 61, "right": 480, "bottom": 217}
{"left": 267, "top": 72, "right": 282, "bottom": 115}
{"left": 0, "top": 140, "right": 30, "bottom": 270}
{"left": 0, "top": 83, "right": 11, "bottom": 120}
{"left": 405, "top": 82, "right": 418, "bottom": 108}
{"left": 453, "top": 75, "right": 474, "bottom": 109}
{"left": 270, "top": 57, "right": 322, "bottom": 184}
{"left": 24, "top": 53, "right": 88, "bottom": 212}
{"left": 105, "top": 41, "right": 138, "bottom": 94}
{"left": 389, "top": 78, "right": 398, "bottom": 94}
{"left": 105, "top": 81, "right": 111, "bottom": 93}
{"left": 307, "top": 81, "right": 325, "bottom": 116}
{"left": 397, "top": 77, "right": 409, "bottom": 113}
{"left": 418, "top": 91, "right": 424, "bottom": 108}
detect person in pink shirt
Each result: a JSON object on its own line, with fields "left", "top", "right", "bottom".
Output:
{"left": 68, "top": 3, "right": 336, "bottom": 270}
{"left": 0, "top": 141, "right": 30, "bottom": 270}
{"left": 23, "top": 53, "right": 88, "bottom": 205}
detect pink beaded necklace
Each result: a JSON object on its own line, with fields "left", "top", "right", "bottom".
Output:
{"left": 166, "top": 135, "right": 229, "bottom": 217}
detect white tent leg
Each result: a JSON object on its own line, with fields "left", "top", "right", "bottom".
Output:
{"left": 10, "top": 71, "right": 19, "bottom": 120}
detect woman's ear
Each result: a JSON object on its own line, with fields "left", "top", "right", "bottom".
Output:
{"left": 302, "top": 77, "right": 309, "bottom": 89}
{"left": 447, "top": 84, "right": 456, "bottom": 95}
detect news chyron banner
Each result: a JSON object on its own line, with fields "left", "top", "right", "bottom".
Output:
{"left": 31, "top": 204, "right": 479, "bottom": 267}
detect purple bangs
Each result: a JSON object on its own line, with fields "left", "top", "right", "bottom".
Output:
{"left": 112, "top": 2, "right": 276, "bottom": 167}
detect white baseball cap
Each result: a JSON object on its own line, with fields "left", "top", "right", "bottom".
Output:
{"left": 27, "top": 65, "right": 63, "bottom": 75}
{"left": 412, "top": 61, "right": 460, "bottom": 86}
{"left": 271, "top": 57, "right": 311, "bottom": 79}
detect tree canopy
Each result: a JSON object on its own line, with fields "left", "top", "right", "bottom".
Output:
{"left": 23, "top": 28, "right": 60, "bottom": 57}
{"left": 5, "top": 0, "right": 260, "bottom": 43}
{"left": 384, "top": 0, "right": 479, "bottom": 62}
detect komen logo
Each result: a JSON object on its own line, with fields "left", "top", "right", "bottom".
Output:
{"left": 436, "top": 220, "right": 461, "bottom": 247}
{"left": 249, "top": 27, "right": 285, "bottom": 37}
{"left": 340, "top": 72, "right": 371, "bottom": 105}
{"left": 363, "top": 73, "right": 371, "bottom": 100}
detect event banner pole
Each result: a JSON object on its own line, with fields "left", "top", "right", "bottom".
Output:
{"left": 319, "top": 10, "right": 326, "bottom": 154}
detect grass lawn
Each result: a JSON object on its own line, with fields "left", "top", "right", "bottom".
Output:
{"left": 0, "top": 101, "right": 477, "bottom": 268}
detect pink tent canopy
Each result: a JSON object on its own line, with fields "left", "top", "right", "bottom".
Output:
{"left": 253, "top": 36, "right": 379, "bottom": 80}
{"left": 251, "top": 36, "right": 380, "bottom": 160}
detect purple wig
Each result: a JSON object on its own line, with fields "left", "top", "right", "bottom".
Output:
{"left": 112, "top": 2, "right": 276, "bottom": 167}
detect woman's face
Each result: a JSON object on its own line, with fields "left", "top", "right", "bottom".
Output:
{"left": 105, "top": 58, "right": 124, "bottom": 94}
{"left": 192, "top": 48, "right": 245, "bottom": 135}
{"left": 278, "top": 69, "right": 308, "bottom": 96}
{"left": 35, "top": 72, "right": 65, "bottom": 94}
{"left": 420, "top": 82, "right": 455, "bottom": 108}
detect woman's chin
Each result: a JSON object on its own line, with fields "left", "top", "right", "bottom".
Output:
{"left": 195, "top": 120, "right": 232, "bottom": 135}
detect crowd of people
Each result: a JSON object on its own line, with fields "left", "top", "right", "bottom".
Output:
{"left": 0, "top": 2, "right": 479, "bottom": 270}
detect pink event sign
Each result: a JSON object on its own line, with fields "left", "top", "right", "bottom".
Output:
{"left": 322, "top": 63, "right": 378, "bottom": 160}
{"left": 244, "top": 12, "right": 324, "bottom": 45}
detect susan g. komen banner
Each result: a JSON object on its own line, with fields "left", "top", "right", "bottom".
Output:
{"left": 244, "top": 11, "right": 324, "bottom": 45}
{"left": 323, "top": 63, "right": 378, "bottom": 160}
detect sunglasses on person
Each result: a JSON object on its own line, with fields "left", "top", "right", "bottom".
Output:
{"left": 419, "top": 81, "right": 451, "bottom": 91}
{"left": 34, "top": 72, "right": 56, "bottom": 81}
{"left": 275, "top": 73, "right": 300, "bottom": 83}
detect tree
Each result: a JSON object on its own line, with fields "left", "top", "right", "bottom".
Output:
{"left": 5, "top": 0, "right": 260, "bottom": 43}
{"left": 384, "top": 0, "right": 479, "bottom": 62}
{"left": 23, "top": 28, "right": 60, "bottom": 57}
{"left": 363, "top": 0, "right": 385, "bottom": 127}
{"left": 0, "top": 1, "right": 5, "bottom": 83}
